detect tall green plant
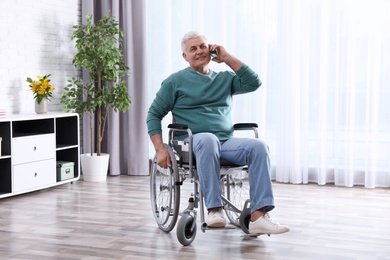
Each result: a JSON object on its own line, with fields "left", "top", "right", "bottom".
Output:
{"left": 61, "top": 13, "right": 131, "bottom": 156}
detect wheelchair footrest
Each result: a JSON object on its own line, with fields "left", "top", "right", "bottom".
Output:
{"left": 205, "top": 225, "right": 236, "bottom": 230}
{"left": 241, "top": 233, "right": 271, "bottom": 238}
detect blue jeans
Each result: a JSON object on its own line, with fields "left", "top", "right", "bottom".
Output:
{"left": 191, "top": 133, "right": 275, "bottom": 214}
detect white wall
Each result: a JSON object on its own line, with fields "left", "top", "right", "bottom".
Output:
{"left": 0, "top": 0, "right": 81, "bottom": 115}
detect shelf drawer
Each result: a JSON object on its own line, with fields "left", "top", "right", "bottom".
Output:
{"left": 13, "top": 159, "right": 56, "bottom": 193}
{"left": 12, "top": 134, "right": 55, "bottom": 164}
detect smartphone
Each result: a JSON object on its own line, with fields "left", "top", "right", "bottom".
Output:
{"left": 210, "top": 50, "right": 218, "bottom": 59}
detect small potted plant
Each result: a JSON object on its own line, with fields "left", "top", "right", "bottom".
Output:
{"left": 26, "top": 74, "right": 54, "bottom": 114}
{"left": 61, "top": 13, "right": 131, "bottom": 181}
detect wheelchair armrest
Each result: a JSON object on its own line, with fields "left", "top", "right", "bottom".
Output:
{"left": 168, "top": 123, "right": 188, "bottom": 130}
{"left": 233, "top": 123, "right": 258, "bottom": 130}
{"left": 168, "top": 123, "right": 193, "bottom": 139}
{"left": 233, "top": 123, "right": 259, "bottom": 138}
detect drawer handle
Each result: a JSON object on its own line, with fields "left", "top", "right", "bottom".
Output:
{"left": 66, "top": 169, "right": 70, "bottom": 174}
{"left": 34, "top": 146, "right": 37, "bottom": 151}
{"left": 35, "top": 172, "right": 37, "bottom": 177}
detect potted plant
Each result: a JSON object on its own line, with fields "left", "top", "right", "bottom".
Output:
{"left": 26, "top": 74, "right": 55, "bottom": 114}
{"left": 61, "top": 13, "right": 131, "bottom": 181}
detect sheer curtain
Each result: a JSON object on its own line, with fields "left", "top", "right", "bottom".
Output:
{"left": 272, "top": 0, "right": 390, "bottom": 188}
{"left": 82, "top": 0, "right": 149, "bottom": 176}
{"left": 146, "top": 0, "right": 390, "bottom": 188}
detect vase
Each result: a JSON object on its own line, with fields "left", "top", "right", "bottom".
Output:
{"left": 35, "top": 99, "right": 48, "bottom": 114}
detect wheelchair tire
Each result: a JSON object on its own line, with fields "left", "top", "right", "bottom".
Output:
{"left": 220, "top": 170, "right": 250, "bottom": 227}
{"left": 176, "top": 214, "right": 197, "bottom": 246}
{"left": 150, "top": 144, "right": 180, "bottom": 233}
{"left": 239, "top": 208, "right": 251, "bottom": 234}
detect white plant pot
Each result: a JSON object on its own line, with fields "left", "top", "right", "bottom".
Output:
{"left": 80, "top": 153, "right": 110, "bottom": 182}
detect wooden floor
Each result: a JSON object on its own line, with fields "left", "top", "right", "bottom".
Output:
{"left": 0, "top": 175, "right": 389, "bottom": 260}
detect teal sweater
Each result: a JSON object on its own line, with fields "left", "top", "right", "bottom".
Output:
{"left": 146, "top": 64, "right": 262, "bottom": 141}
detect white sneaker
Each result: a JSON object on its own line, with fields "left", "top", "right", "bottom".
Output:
{"left": 207, "top": 208, "right": 226, "bottom": 228}
{"left": 249, "top": 213, "right": 289, "bottom": 234}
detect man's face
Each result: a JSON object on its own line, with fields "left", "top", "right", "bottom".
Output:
{"left": 182, "top": 36, "right": 211, "bottom": 70}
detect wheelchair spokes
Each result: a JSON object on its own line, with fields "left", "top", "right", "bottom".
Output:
{"left": 221, "top": 169, "right": 250, "bottom": 227}
{"left": 150, "top": 145, "right": 180, "bottom": 232}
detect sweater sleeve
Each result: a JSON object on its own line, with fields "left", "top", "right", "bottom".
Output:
{"left": 146, "top": 77, "right": 176, "bottom": 136}
{"left": 231, "top": 64, "right": 262, "bottom": 95}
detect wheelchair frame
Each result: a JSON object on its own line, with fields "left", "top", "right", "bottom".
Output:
{"left": 150, "top": 123, "right": 259, "bottom": 246}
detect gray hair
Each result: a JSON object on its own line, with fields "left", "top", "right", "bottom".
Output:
{"left": 181, "top": 31, "right": 207, "bottom": 53}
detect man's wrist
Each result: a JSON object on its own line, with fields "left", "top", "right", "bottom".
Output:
{"left": 224, "top": 54, "right": 244, "bottom": 72}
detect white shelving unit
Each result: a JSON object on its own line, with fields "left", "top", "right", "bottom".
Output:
{"left": 0, "top": 113, "right": 80, "bottom": 199}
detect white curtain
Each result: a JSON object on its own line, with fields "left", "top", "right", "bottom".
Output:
{"left": 146, "top": 0, "right": 390, "bottom": 188}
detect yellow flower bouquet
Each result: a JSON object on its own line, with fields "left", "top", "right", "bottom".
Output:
{"left": 26, "top": 74, "right": 55, "bottom": 104}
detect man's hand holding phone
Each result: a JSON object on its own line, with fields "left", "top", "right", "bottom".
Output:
{"left": 208, "top": 43, "right": 243, "bottom": 72}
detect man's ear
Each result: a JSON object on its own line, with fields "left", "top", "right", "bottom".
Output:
{"left": 182, "top": 52, "right": 188, "bottom": 62}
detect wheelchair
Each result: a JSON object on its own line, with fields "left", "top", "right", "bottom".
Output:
{"left": 150, "top": 123, "right": 259, "bottom": 246}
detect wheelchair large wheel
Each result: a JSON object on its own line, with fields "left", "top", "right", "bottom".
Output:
{"left": 176, "top": 214, "right": 197, "bottom": 246}
{"left": 220, "top": 169, "right": 250, "bottom": 227}
{"left": 150, "top": 144, "right": 180, "bottom": 232}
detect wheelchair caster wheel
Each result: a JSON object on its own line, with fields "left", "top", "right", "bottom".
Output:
{"left": 177, "top": 214, "right": 197, "bottom": 246}
{"left": 239, "top": 208, "right": 251, "bottom": 234}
